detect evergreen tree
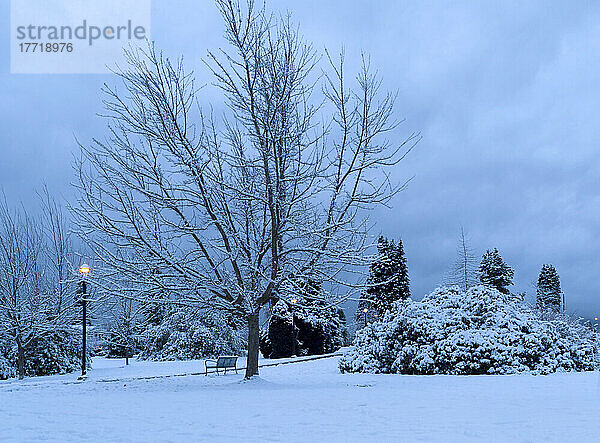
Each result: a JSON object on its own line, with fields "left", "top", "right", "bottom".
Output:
{"left": 359, "top": 236, "right": 410, "bottom": 319}
{"left": 260, "top": 278, "right": 347, "bottom": 358}
{"left": 478, "top": 248, "right": 514, "bottom": 294}
{"left": 536, "top": 264, "right": 562, "bottom": 312}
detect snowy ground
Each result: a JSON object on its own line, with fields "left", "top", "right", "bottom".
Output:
{"left": 1, "top": 354, "right": 600, "bottom": 442}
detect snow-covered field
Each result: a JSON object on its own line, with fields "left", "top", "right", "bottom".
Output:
{"left": 1, "top": 354, "right": 600, "bottom": 442}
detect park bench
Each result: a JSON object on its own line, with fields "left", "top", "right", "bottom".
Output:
{"left": 204, "top": 355, "right": 239, "bottom": 375}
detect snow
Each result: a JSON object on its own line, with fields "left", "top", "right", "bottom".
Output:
{"left": 342, "top": 286, "right": 598, "bottom": 375}
{"left": 1, "top": 354, "right": 600, "bottom": 442}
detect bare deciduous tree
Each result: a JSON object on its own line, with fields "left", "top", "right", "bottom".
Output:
{"left": 73, "top": 0, "right": 418, "bottom": 377}
{"left": 0, "top": 191, "right": 80, "bottom": 379}
{"left": 0, "top": 201, "right": 42, "bottom": 378}
{"left": 444, "top": 226, "right": 478, "bottom": 291}
{"left": 39, "top": 185, "right": 78, "bottom": 323}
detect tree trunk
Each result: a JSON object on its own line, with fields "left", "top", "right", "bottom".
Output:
{"left": 245, "top": 312, "right": 260, "bottom": 378}
{"left": 16, "top": 340, "right": 25, "bottom": 380}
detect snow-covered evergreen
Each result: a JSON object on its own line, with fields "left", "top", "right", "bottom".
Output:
{"left": 0, "top": 354, "right": 15, "bottom": 380}
{"left": 537, "top": 264, "right": 563, "bottom": 312}
{"left": 478, "top": 248, "right": 514, "bottom": 294}
{"left": 357, "top": 236, "right": 410, "bottom": 321}
{"left": 139, "top": 308, "right": 246, "bottom": 361}
{"left": 0, "top": 329, "right": 79, "bottom": 380}
{"left": 260, "top": 295, "right": 346, "bottom": 359}
{"left": 340, "top": 285, "right": 598, "bottom": 375}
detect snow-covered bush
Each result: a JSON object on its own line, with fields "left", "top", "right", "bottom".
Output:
{"left": 259, "top": 327, "right": 272, "bottom": 359}
{"left": 23, "top": 330, "right": 80, "bottom": 377}
{"left": 0, "top": 339, "right": 11, "bottom": 380}
{"left": 105, "top": 329, "right": 141, "bottom": 359}
{"left": 0, "top": 354, "right": 15, "bottom": 380}
{"left": 340, "top": 286, "right": 598, "bottom": 375}
{"left": 295, "top": 302, "right": 346, "bottom": 355}
{"left": 139, "top": 310, "right": 246, "bottom": 361}
{"left": 260, "top": 299, "right": 346, "bottom": 358}
{"left": 0, "top": 330, "right": 79, "bottom": 379}
{"left": 261, "top": 302, "right": 295, "bottom": 358}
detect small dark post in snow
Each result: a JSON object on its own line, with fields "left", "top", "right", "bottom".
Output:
{"left": 290, "top": 298, "right": 297, "bottom": 357}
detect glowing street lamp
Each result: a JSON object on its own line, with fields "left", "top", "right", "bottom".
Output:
{"left": 79, "top": 264, "right": 90, "bottom": 275}
{"left": 362, "top": 308, "right": 368, "bottom": 327}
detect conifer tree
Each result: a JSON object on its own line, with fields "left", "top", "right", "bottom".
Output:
{"left": 478, "top": 248, "right": 514, "bottom": 294}
{"left": 536, "top": 264, "right": 562, "bottom": 312}
{"left": 261, "top": 277, "right": 346, "bottom": 358}
{"left": 358, "top": 236, "right": 410, "bottom": 319}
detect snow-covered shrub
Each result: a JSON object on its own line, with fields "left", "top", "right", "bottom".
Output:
{"left": 259, "top": 327, "right": 272, "bottom": 359}
{"left": 260, "top": 299, "right": 346, "bottom": 358}
{"left": 0, "top": 339, "right": 11, "bottom": 380}
{"left": 105, "top": 329, "right": 141, "bottom": 359}
{"left": 295, "top": 303, "right": 346, "bottom": 355}
{"left": 340, "top": 286, "right": 598, "bottom": 375}
{"left": 139, "top": 309, "right": 246, "bottom": 361}
{"left": 0, "top": 354, "right": 15, "bottom": 380}
{"left": 0, "top": 329, "right": 80, "bottom": 378}
{"left": 262, "top": 302, "right": 295, "bottom": 358}
{"left": 23, "top": 330, "right": 80, "bottom": 377}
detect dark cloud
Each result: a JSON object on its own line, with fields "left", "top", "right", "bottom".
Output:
{"left": 1, "top": 1, "right": 598, "bottom": 316}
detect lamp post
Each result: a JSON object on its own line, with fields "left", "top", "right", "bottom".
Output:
{"left": 362, "top": 308, "right": 368, "bottom": 328}
{"left": 290, "top": 298, "right": 297, "bottom": 357}
{"left": 79, "top": 264, "right": 90, "bottom": 378}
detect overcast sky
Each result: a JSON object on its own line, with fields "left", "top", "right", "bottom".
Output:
{"left": 1, "top": 1, "right": 598, "bottom": 317}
